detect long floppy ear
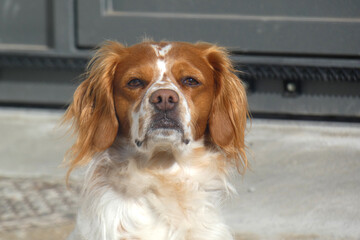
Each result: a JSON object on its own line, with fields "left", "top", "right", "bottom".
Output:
{"left": 199, "top": 43, "right": 249, "bottom": 173}
{"left": 63, "top": 41, "right": 125, "bottom": 176}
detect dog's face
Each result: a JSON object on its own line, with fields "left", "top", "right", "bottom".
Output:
{"left": 113, "top": 42, "right": 216, "bottom": 151}
{"left": 64, "top": 41, "right": 248, "bottom": 172}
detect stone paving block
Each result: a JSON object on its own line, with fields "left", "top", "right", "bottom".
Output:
{"left": 0, "top": 177, "right": 80, "bottom": 232}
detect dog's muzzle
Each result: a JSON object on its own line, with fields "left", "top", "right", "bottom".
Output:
{"left": 149, "top": 89, "right": 182, "bottom": 132}
{"left": 135, "top": 89, "right": 190, "bottom": 148}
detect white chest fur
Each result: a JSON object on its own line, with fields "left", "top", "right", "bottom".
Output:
{"left": 70, "top": 146, "right": 235, "bottom": 240}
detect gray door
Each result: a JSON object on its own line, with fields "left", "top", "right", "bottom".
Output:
{"left": 77, "top": 0, "right": 360, "bottom": 56}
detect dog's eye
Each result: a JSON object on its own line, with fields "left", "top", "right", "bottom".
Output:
{"left": 182, "top": 77, "right": 201, "bottom": 87}
{"left": 127, "top": 79, "right": 145, "bottom": 88}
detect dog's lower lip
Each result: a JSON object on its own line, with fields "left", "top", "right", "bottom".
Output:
{"left": 151, "top": 118, "right": 181, "bottom": 131}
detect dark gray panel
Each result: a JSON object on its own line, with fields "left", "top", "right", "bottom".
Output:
{"left": 0, "top": 68, "right": 80, "bottom": 105}
{"left": 77, "top": 0, "right": 360, "bottom": 56}
{"left": 0, "top": 81, "right": 76, "bottom": 105}
{"left": 0, "top": 0, "right": 53, "bottom": 50}
{"left": 247, "top": 93, "right": 360, "bottom": 117}
{"left": 111, "top": 0, "right": 360, "bottom": 17}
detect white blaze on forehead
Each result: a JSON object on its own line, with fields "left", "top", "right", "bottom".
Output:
{"left": 151, "top": 44, "right": 172, "bottom": 57}
{"left": 157, "top": 60, "right": 166, "bottom": 76}
{"left": 158, "top": 44, "right": 172, "bottom": 57}
{"left": 150, "top": 44, "right": 173, "bottom": 84}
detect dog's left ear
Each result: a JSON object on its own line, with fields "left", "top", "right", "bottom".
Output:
{"left": 198, "top": 43, "right": 249, "bottom": 172}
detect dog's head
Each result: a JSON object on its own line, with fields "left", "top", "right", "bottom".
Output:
{"left": 64, "top": 41, "right": 248, "bottom": 174}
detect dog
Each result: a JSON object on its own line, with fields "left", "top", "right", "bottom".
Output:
{"left": 64, "top": 40, "right": 248, "bottom": 240}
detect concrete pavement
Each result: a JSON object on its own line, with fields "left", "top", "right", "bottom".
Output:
{"left": 226, "top": 120, "right": 360, "bottom": 240}
{"left": 0, "top": 107, "right": 359, "bottom": 240}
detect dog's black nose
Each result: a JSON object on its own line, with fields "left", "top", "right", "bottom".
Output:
{"left": 150, "top": 89, "right": 179, "bottom": 111}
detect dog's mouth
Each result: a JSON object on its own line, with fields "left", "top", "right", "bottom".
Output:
{"left": 150, "top": 117, "right": 183, "bottom": 132}
{"left": 135, "top": 113, "right": 190, "bottom": 147}
{"left": 149, "top": 111, "right": 183, "bottom": 132}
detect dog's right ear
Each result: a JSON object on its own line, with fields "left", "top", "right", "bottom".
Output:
{"left": 63, "top": 41, "right": 125, "bottom": 175}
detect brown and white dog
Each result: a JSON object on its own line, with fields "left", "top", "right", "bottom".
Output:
{"left": 64, "top": 41, "right": 248, "bottom": 240}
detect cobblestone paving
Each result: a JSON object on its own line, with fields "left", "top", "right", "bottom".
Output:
{"left": 0, "top": 177, "right": 80, "bottom": 232}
